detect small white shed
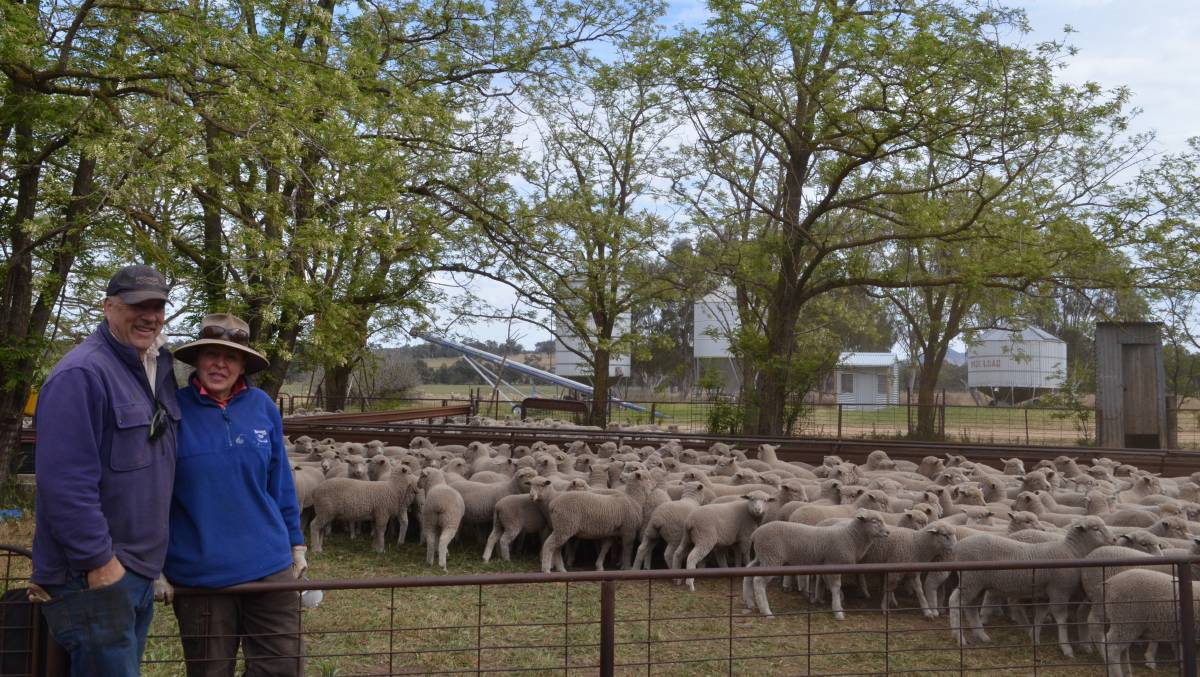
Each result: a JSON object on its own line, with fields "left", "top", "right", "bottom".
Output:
{"left": 834, "top": 352, "right": 900, "bottom": 410}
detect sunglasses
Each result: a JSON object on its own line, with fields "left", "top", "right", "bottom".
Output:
{"left": 199, "top": 325, "right": 250, "bottom": 345}
{"left": 148, "top": 400, "right": 169, "bottom": 441}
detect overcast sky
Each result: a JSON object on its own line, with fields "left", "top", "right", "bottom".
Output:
{"left": 430, "top": 0, "right": 1200, "bottom": 348}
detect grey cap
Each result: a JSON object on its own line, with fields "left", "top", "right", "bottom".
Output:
{"left": 106, "top": 265, "right": 169, "bottom": 304}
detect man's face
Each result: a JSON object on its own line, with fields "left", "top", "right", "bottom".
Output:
{"left": 103, "top": 296, "right": 166, "bottom": 353}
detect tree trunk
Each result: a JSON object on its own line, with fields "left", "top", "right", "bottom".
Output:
{"left": 0, "top": 95, "right": 42, "bottom": 484}
{"left": 322, "top": 363, "right": 354, "bottom": 412}
{"left": 753, "top": 283, "right": 804, "bottom": 436}
{"left": 913, "top": 359, "right": 943, "bottom": 440}
{"left": 589, "top": 349, "right": 610, "bottom": 428}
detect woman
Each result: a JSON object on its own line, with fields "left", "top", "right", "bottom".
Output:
{"left": 166, "top": 313, "right": 306, "bottom": 677}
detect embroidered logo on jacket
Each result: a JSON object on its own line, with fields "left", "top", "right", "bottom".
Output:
{"left": 254, "top": 429, "right": 269, "bottom": 445}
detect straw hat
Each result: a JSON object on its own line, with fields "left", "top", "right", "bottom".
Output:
{"left": 173, "top": 313, "right": 269, "bottom": 374}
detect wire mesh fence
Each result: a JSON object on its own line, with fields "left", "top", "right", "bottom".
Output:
{"left": 2, "top": 543, "right": 1199, "bottom": 676}
{"left": 275, "top": 391, "right": 1200, "bottom": 449}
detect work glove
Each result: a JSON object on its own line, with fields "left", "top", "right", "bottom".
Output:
{"left": 26, "top": 583, "right": 50, "bottom": 603}
{"left": 153, "top": 574, "right": 174, "bottom": 604}
{"left": 291, "top": 545, "right": 308, "bottom": 579}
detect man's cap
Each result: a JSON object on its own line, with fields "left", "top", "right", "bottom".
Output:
{"left": 106, "top": 265, "right": 169, "bottom": 304}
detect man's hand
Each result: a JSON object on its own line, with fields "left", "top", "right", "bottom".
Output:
{"left": 291, "top": 546, "right": 308, "bottom": 579}
{"left": 153, "top": 574, "right": 174, "bottom": 604}
{"left": 86, "top": 556, "right": 125, "bottom": 589}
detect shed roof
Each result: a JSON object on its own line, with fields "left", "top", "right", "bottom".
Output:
{"left": 838, "top": 352, "right": 899, "bottom": 368}
{"left": 977, "top": 326, "right": 1064, "bottom": 344}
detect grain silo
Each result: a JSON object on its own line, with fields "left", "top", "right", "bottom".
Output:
{"left": 693, "top": 287, "right": 741, "bottom": 394}
{"left": 967, "top": 327, "right": 1067, "bottom": 404}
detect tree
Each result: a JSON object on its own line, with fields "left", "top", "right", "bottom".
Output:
{"left": 0, "top": 0, "right": 204, "bottom": 479}
{"left": 670, "top": 0, "right": 1126, "bottom": 435}
{"left": 468, "top": 36, "right": 678, "bottom": 426}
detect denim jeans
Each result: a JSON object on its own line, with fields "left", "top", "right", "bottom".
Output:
{"left": 40, "top": 569, "right": 155, "bottom": 677}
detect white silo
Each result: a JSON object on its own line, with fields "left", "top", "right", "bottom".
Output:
{"left": 967, "top": 327, "right": 1067, "bottom": 404}
{"left": 552, "top": 312, "right": 631, "bottom": 378}
{"left": 693, "top": 287, "right": 741, "bottom": 394}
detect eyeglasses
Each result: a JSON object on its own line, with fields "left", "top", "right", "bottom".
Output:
{"left": 148, "top": 400, "right": 169, "bottom": 442}
{"left": 199, "top": 325, "right": 250, "bottom": 345}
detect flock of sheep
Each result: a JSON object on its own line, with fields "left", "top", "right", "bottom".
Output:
{"left": 288, "top": 434, "right": 1200, "bottom": 677}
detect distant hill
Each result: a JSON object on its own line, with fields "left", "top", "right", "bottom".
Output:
{"left": 945, "top": 348, "right": 966, "bottom": 366}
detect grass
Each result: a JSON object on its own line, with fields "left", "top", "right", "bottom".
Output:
{"left": 0, "top": 508, "right": 1133, "bottom": 676}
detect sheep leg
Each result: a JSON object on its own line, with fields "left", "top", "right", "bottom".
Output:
{"left": 595, "top": 540, "right": 613, "bottom": 571}
{"left": 1103, "top": 635, "right": 1130, "bottom": 677}
{"left": 659, "top": 542, "right": 676, "bottom": 571}
{"left": 309, "top": 514, "right": 329, "bottom": 554}
{"left": 425, "top": 525, "right": 438, "bottom": 565}
{"left": 632, "top": 533, "right": 657, "bottom": 571}
{"left": 909, "top": 576, "right": 935, "bottom": 619}
{"left": 498, "top": 528, "right": 520, "bottom": 562}
{"left": 620, "top": 529, "right": 637, "bottom": 570}
{"left": 437, "top": 526, "right": 457, "bottom": 571}
{"left": 541, "top": 532, "right": 568, "bottom": 573}
{"left": 684, "top": 543, "right": 713, "bottom": 593}
{"left": 670, "top": 535, "right": 690, "bottom": 586}
{"left": 752, "top": 576, "right": 776, "bottom": 618}
{"left": 396, "top": 511, "right": 409, "bottom": 545}
{"left": 371, "top": 515, "right": 388, "bottom": 553}
{"left": 825, "top": 573, "right": 845, "bottom": 620}
{"left": 924, "top": 570, "right": 951, "bottom": 614}
{"left": 857, "top": 573, "right": 871, "bottom": 599}
{"left": 1143, "top": 641, "right": 1157, "bottom": 670}
{"left": 482, "top": 518, "right": 503, "bottom": 563}
{"left": 741, "top": 559, "right": 758, "bottom": 610}
{"left": 1047, "top": 598, "right": 1074, "bottom": 657}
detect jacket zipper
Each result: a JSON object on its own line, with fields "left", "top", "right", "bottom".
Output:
{"left": 222, "top": 408, "right": 233, "bottom": 448}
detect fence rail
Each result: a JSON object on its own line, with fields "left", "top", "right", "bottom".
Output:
{"left": 4, "top": 544, "right": 1200, "bottom": 676}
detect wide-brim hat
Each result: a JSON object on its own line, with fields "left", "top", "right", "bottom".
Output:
{"left": 173, "top": 313, "right": 270, "bottom": 374}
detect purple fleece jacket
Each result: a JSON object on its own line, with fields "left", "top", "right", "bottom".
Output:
{"left": 31, "top": 322, "right": 179, "bottom": 584}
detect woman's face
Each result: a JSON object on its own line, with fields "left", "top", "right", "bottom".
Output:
{"left": 196, "top": 345, "right": 246, "bottom": 398}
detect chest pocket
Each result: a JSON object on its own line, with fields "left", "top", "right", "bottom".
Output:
{"left": 111, "top": 402, "right": 153, "bottom": 471}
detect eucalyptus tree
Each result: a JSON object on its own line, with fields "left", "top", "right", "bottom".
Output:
{"left": 464, "top": 36, "right": 679, "bottom": 426}
{"left": 670, "top": 0, "right": 1127, "bottom": 435}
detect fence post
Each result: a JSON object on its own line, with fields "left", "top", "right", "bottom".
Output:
{"left": 1179, "top": 560, "right": 1197, "bottom": 677}
{"left": 836, "top": 404, "right": 843, "bottom": 440}
{"left": 1025, "top": 408, "right": 1030, "bottom": 445}
{"left": 650, "top": 402, "right": 657, "bottom": 423}
{"left": 600, "top": 579, "right": 615, "bottom": 677}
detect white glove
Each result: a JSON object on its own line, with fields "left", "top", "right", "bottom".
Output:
{"left": 291, "top": 545, "right": 308, "bottom": 579}
{"left": 153, "top": 574, "right": 174, "bottom": 604}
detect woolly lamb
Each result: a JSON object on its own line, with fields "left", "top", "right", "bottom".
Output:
{"left": 540, "top": 469, "right": 654, "bottom": 573}
{"left": 632, "top": 482, "right": 708, "bottom": 570}
{"left": 677, "top": 491, "right": 774, "bottom": 592}
{"left": 309, "top": 463, "right": 417, "bottom": 553}
{"left": 1102, "top": 569, "right": 1200, "bottom": 677}
{"left": 861, "top": 524, "right": 958, "bottom": 616}
{"left": 449, "top": 467, "right": 538, "bottom": 529}
{"left": 742, "top": 510, "right": 890, "bottom": 619}
{"left": 418, "top": 468, "right": 465, "bottom": 570}
{"left": 948, "top": 516, "right": 1115, "bottom": 657}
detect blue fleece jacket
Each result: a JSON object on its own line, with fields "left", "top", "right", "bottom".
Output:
{"left": 164, "top": 376, "right": 303, "bottom": 588}
{"left": 32, "top": 322, "right": 180, "bottom": 585}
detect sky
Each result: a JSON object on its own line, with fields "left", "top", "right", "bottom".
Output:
{"left": 428, "top": 0, "right": 1200, "bottom": 349}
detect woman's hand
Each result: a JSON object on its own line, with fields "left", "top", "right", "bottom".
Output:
{"left": 291, "top": 545, "right": 308, "bottom": 579}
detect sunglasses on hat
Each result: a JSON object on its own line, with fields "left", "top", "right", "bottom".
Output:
{"left": 199, "top": 325, "right": 250, "bottom": 345}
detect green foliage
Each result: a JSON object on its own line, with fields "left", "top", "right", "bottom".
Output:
{"left": 705, "top": 401, "right": 743, "bottom": 436}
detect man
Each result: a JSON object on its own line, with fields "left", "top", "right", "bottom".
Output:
{"left": 31, "top": 264, "right": 179, "bottom": 676}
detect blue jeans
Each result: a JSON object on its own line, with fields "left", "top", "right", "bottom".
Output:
{"left": 40, "top": 569, "right": 155, "bottom": 677}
